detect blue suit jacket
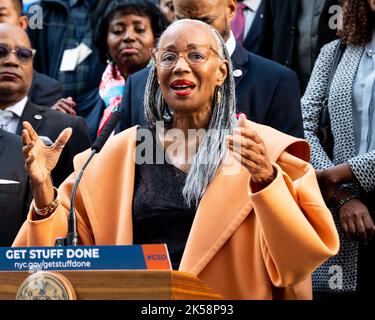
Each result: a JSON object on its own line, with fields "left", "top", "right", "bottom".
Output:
{"left": 117, "top": 44, "right": 303, "bottom": 138}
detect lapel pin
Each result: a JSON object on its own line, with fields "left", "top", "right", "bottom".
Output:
{"left": 233, "top": 69, "right": 243, "bottom": 77}
{"left": 34, "top": 114, "right": 42, "bottom": 120}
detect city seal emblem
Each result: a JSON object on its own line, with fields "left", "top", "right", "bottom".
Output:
{"left": 16, "top": 272, "right": 76, "bottom": 300}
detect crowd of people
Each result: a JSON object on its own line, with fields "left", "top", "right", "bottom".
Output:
{"left": 0, "top": 0, "right": 374, "bottom": 300}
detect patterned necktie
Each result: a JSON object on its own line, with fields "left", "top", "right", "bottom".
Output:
{"left": 0, "top": 109, "right": 14, "bottom": 131}
{"left": 231, "top": 2, "right": 247, "bottom": 44}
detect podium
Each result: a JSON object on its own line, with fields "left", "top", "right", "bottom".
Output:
{"left": 0, "top": 270, "right": 222, "bottom": 300}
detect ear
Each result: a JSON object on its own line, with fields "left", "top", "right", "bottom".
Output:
{"left": 227, "top": 0, "right": 237, "bottom": 23}
{"left": 19, "top": 16, "right": 28, "bottom": 30}
{"left": 216, "top": 60, "right": 228, "bottom": 86}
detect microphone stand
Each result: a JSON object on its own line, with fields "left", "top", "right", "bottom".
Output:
{"left": 55, "top": 150, "right": 96, "bottom": 247}
{"left": 55, "top": 110, "right": 121, "bottom": 247}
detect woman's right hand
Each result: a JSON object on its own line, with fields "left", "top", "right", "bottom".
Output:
{"left": 339, "top": 198, "right": 375, "bottom": 243}
{"left": 22, "top": 121, "right": 72, "bottom": 185}
{"left": 316, "top": 169, "right": 338, "bottom": 205}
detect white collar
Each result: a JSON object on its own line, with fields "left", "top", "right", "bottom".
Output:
{"left": 226, "top": 31, "right": 237, "bottom": 57}
{"left": 242, "top": 0, "right": 261, "bottom": 12}
{"left": 4, "top": 96, "right": 28, "bottom": 118}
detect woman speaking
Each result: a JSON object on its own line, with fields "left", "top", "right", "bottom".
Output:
{"left": 15, "top": 19, "right": 339, "bottom": 300}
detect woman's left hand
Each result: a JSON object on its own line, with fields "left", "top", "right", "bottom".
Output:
{"left": 226, "top": 114, "right": 276, "bottom": 190}
{"left": 338, "top": 198, "right": 375, "bottom": 242}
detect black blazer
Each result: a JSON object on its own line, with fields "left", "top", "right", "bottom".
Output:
{"left": 16, "top": 101, "right": 92, "bottom": 187}
{"left": 0, "top": 130, "right": 29, "bottom": 246}
{"left": 242, "top": 0, "right": 264, "bottom": 54}
{"left": 258, "top": 0, "right": 339, "bottom": 88}
{"left": 29, "top": 70, "right": 64, "bottom": 107}
{"left": 117, "top": 44, "right": 303, "bottom": 138}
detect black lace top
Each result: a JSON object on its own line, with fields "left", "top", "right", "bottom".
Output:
{"left": 132, "top": 128, "right": 197, "bottom": 270}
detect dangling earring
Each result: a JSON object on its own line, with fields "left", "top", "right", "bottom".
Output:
{"left": 106, "top": 53, "right": 112, "bottom": 64}
{"left": 217, "top": 89, "right": 222, "bottom": 105}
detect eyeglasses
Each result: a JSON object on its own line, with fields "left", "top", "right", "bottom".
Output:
{"left": 0, "top": 44, "right": 36, "bottom": 63}
{"left": 152, "top": 45, "right": 224, "bottom": 68}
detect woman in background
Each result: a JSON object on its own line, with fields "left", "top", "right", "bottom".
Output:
{"left": 302, "top": 0, "right": 375, "bottom": 299}
{"left": 53, "top": 0, "right": 168, "bottom": 140}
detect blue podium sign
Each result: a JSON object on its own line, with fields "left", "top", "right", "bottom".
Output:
{"left": 0, "top": 244, "right": 171, "bottom": 272}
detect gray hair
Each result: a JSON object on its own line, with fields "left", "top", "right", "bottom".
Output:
{"left": 144, "top": 19, "right": 237, "bottom": 206}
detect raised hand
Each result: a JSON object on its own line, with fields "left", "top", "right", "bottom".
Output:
{"left": 22, "top": 121, "right": 72, "bottom": 185}
{"left": 226, "top": 114, "right": 276, "bottom": 190}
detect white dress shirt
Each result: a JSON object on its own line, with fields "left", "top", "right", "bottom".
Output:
{"left": 0, "top": 96, "right": 28, "bottom": 134}
{"left": 226, "top": 31, "right": 237, "bottom": 57}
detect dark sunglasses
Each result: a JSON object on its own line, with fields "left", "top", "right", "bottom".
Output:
{"left": 0, "top": 44, "right": 36, "bottom": 63}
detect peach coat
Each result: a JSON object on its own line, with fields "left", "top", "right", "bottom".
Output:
{"left": 13, "top": 121, "right": 339, "bottom": 299}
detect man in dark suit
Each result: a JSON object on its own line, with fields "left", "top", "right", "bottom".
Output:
{"left": 258, "top": 0, "right": 339, "bottom": 93}
{"left": 0, "top": 0, "right": 63, "bottom": 107}
{"left": 29, "top": 70, "right": 63, "bottom": 107}
{"left": 0, "top": 23, "right": 91, "bottom": 187}
{"left": 0, "top": 129, "right": 29, "bottom": 246}
{"left": 231, "top": 0, "right": 264, "bottom": 54}
{"left": 27, "top": 0, "right": 105, "bottom": 101}
{"left": 117, "top": 0, "right": 303, "bottom": 138}
{"left": 0, "top": 129, "right": 31, "bottom": 247}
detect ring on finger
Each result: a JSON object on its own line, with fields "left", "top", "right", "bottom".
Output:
{"left": 54, "top": 143, "right": 65, "bottom": 149}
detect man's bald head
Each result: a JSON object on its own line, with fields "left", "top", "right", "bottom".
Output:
{"left": 0, "top": 23, "right": 34, "bottom": 109}
{"left": 173, "top": 0, "right": 236, "bottom": 41}
{"left": 0, "top": 23, "right": 30, "bottom": 46}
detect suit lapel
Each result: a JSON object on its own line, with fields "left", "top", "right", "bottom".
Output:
{"left": 243, "top": 5, "right": 263, "bottom": 51}
{"left": 16, "top": 101, "right": 47, "bottom": 135}
{"left": 231, "top": 44, "right": 249, "bottom": 87}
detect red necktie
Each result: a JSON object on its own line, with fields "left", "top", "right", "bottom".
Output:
{"left": 231, "top": 2, "right": 247, "bottom": 44}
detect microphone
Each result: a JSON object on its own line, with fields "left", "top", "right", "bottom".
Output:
{"left": 55, "top": 110, "right": 121, "bottom": 247}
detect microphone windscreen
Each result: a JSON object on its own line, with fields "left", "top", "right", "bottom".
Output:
{"left": 91, "top": 111, "right": 121, "bottom": 153}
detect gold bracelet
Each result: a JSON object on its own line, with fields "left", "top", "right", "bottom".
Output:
{"left": 32, "top": 187, "right": 60, "bottom": 217}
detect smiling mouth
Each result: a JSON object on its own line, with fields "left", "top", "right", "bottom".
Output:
{"left": 170, "top": 81, "right": 196, "bottom": 96}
